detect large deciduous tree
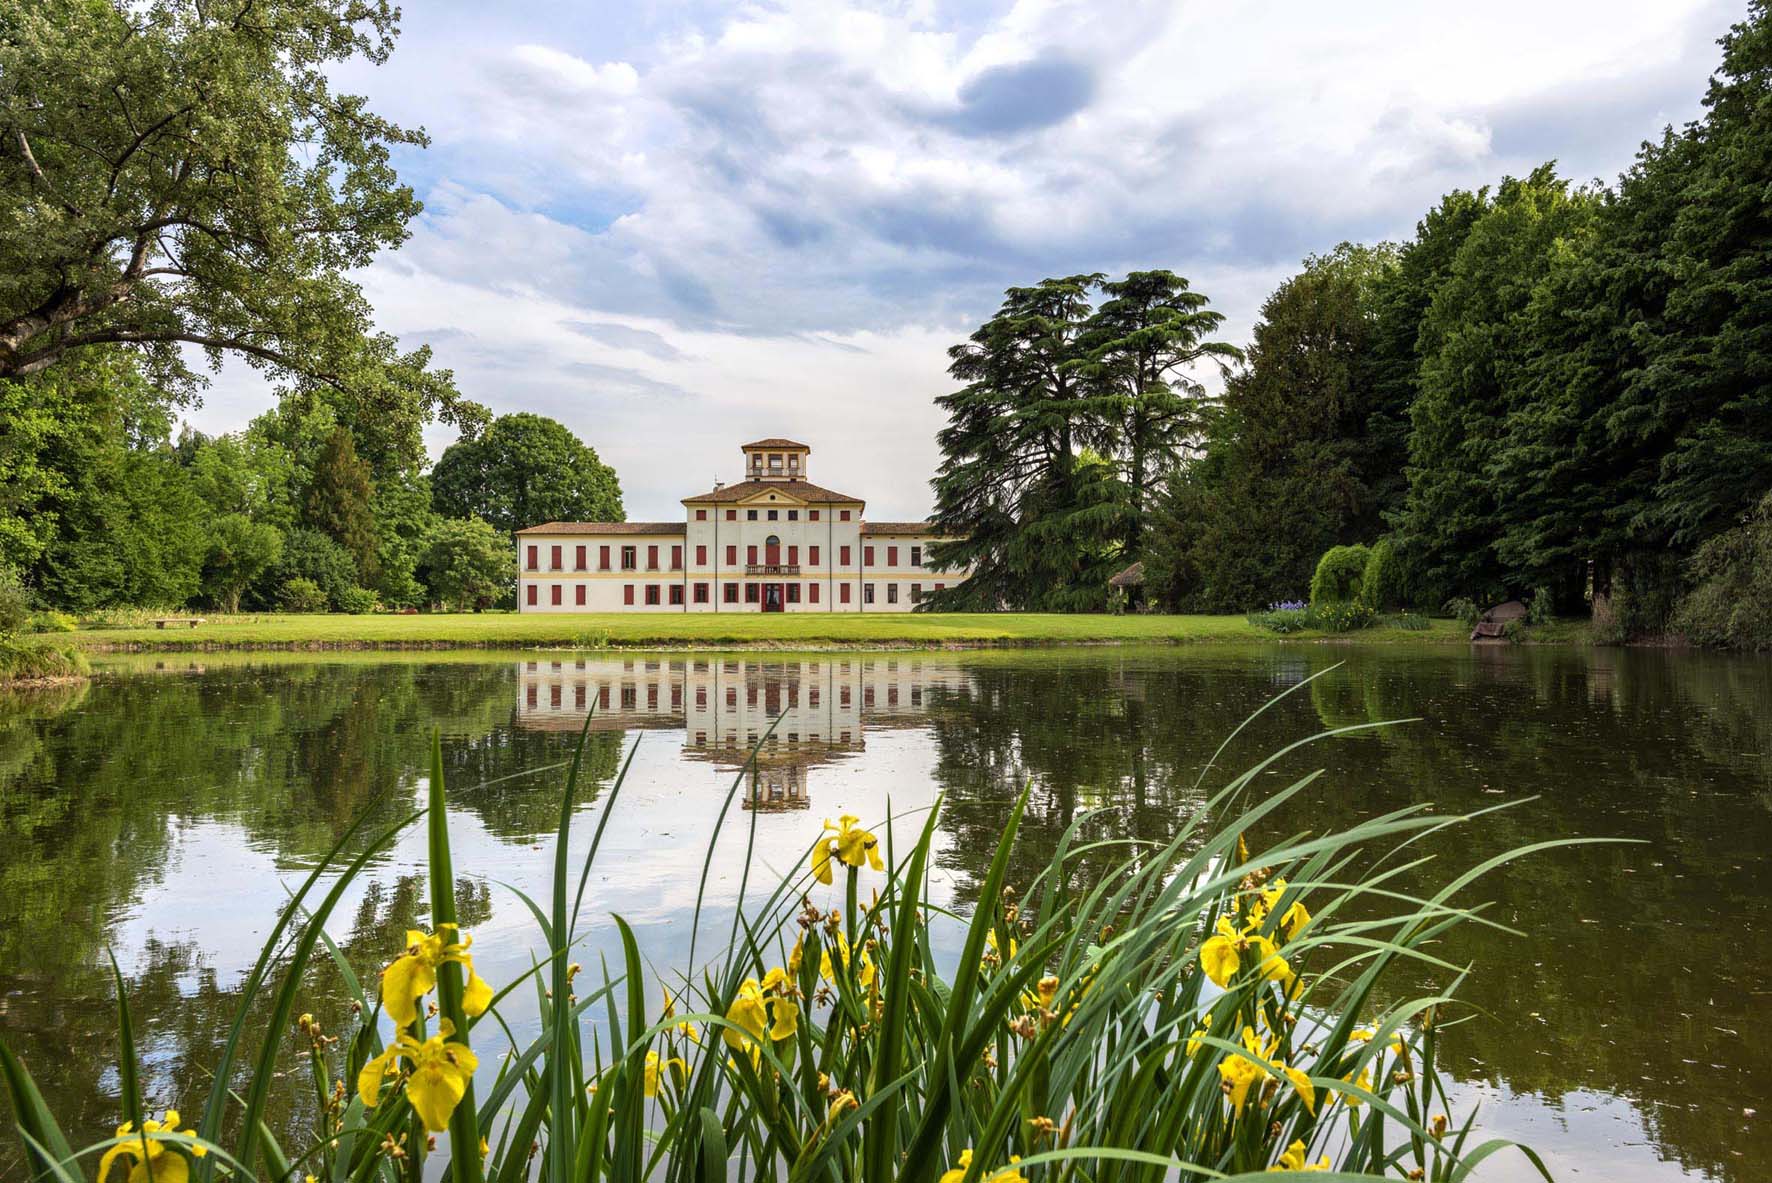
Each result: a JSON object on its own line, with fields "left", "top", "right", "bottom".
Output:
{"left": 430, "top": 413, "right": 623, "bottom": 536}
{"left": 420, "top": 517, "right": 513, "bottom": 611}
{"left": 0, "top": 0, "right": 484, "bottom": 474}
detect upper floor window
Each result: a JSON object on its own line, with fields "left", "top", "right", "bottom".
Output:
{"left": 840, "top": 509, "right": 851, "bottom": 521}
{"left": 767, "top": 509, "right": 778, "bottom": 521}
{"left": 747, "top": 509, "right": 759, "bottom": 520}
{"left": 809, "top": 510, "right": 820, "bottom": 522}
{"left": 910, "top": 545, "right": 922, "bottom": 567}
{"left": 620, "top": 545, "right": 637, "bottom": 571}
{"left": 696, "top": 509, "right": 708, "bottom": 521}
{"left": 726, "top": 509, "right": 737, "bottom": 521}
{"left": 787, "top": 509, "right": 798, "bottom": 520}
{"left": 768, "top": 453, "right": 783, "bottom": 471}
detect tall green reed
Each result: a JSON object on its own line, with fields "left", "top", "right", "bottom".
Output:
{"left": 2, "top": 671, "right": 1585, "bottom": 1181}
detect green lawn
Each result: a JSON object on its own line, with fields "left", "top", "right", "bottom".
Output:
{"left": 67, "top": 611, "right": 1484, "bottom": 651}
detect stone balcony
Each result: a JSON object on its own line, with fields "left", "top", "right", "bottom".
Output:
{"left": 745, "top": 563, "right": 801, "bottom": 576}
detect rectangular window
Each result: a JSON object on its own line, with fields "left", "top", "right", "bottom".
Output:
{"left": 786, "top": 583, "right": 800, "bottom": 604}
{"left": 621, "top": 545, "right": 637, "bottom": 570}
{"left": 620, "top": 584, "right": 635, "bottom": 605}
{"left": 526, "top": 544, "right": 538, "bottom": 569}
{"left": 747, "top": 509, "right": 758, "bottom": 520}
{"left": 809, "top": 545, "right": 820, "bottom": 565}
{"left": 887, "top": 546, "right": 898, "bottom": 566}
{"left": 809, "top": 582, "right": 820, "bottom": 604}
{"left": 840, "top": 545, "right": 851, "bottom": 565}
{"left": 787, "top": 509, "right": 798, "bottom": 520}
{"left": 696, "top": 509, "right": 708, "bottom": 521}
{"left": 551, "top": 584, "right": 562, "bottom": 605}
{"left": 840, "top": 686, "right": 851, "bottom": 706}
{"left": 787, "top": 545, "right": 798, "bottom": 566}
{"left": 599, "top": 545, "right": 611, "bottom": 570}
{"left": 670, "top": 545, "right": 682, "bottom": 570}
{"left": 725, "top": 544, "right": 737, "bottom": 565}
{"left": 886, "top": 584, "right": 898, "bottom": 605}
{"left": 550, "top": 545, "right": 562, "bottom": 570}
{"left": 575, "top": 545, "right": 587, "bottom": 570}
{"left": 576, "top": 584, "right": 587, "bottom": 606}
{"left": 745, "top": 583, "right": 760, "bottom": 603}
{"left": 840, "top": 583, "right": 851, "bottom": 604}
{"left": 864, "top": 583, "right": 875, "bottom": 604}
{"left": 762, "top": 509, "right": 774, "bottom": 521}
{"left": 669, "top": 584, "right": 684, "bottom": 605}
{"left": 910, "top": 584, "right": 921, "bottom": 604}
{"left": 840, "top": 510, "right": 851, "bottom": 521}
{"left": 810, "top": 510, "right": 820, "bottom": 522}
{"left": 695, "top": 544, "right": 707, "bottom": 565}
{"left": 726, "top": 509, "right": 737, "bottom": 521}
{"left": 695, "top": 687, "right": 707, "bottom": 707}
{"left": 910, "top": 546, "right": 922, "bottom": 567}
{"left": 747, "top": 544, "right": 758, "bottom": 565}
{"left": 526, "top": 583, "right": 538, "bottom": 606}
{"left": 647, "top": 545, "right": 659, "bottom": 570}
{"left": 864, "top": 546, "right": 875, "bottom": 566}
{"left": 694, "top": 582, "right": 709, "bottom": 603}
{"left": 935, "top": 583, "right": 945, "bottom": 592}
{"left": 645, "top": 584, "right": 661, "bottom": 606}
{"left": 723, "top": 582, "right": 739, "bottom": 603}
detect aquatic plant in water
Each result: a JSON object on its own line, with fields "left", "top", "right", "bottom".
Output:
{"left": 0, "top": 671, "right": 1571, "bottom": 1181}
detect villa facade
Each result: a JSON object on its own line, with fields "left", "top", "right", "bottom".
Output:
{"left": 515, "top": 437, "right": 968, "bottom": 612}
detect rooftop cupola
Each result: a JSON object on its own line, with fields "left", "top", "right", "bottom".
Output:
{"left": 741, "top": 438, "right": 810, "bottom": 482}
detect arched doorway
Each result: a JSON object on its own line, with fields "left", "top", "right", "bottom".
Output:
{"left": 765, "top": 534, "right": 781, "bottom": 566}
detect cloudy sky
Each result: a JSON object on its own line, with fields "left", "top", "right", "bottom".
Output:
{"left": 188, "top": 0, "right": 1741, "bottom": 520}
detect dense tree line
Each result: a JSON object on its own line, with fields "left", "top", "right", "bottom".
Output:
{"left": 935, "top": 2, "right": 1772, "bottom": 644}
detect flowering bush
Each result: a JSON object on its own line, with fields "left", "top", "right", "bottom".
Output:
{"left": 0, "top": 691, "right": 1561, "bottom": 1183}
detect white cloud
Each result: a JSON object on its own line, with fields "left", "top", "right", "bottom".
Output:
{"left": 184, "top": 0, "right": 1740, "bottom": 520}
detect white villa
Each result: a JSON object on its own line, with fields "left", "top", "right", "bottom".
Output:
{"left": 515, "top": 437, "right": 968, "bottom": 612}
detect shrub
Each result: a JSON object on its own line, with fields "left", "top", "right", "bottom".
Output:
{"left": 0, "top": 715, "right": 1560, "bottom": 1182}
{"left": 1672, "top": 491, "right": 1772, "bottom": 650}
{"left": 1526, "top": 586, "right": 1555, "bottom": 626}
{"left": 0, "top": 566, "right": 29, "bottom": 636}
{"left": 0, "top": 638, "right": 89, "bottom": 682}
{"left": 28, "top": 610, "right": 78, "bottom": 633}
{"left": 1309, "top": 543, "right": 1370, "bottom": 607}
{"left": 1247, "top": 606, "right": 1314, "bottom": 634}
{"left": 1382, "top": 611, "right": 1430, "bottom": 630}
{"left": 261, "top": 528, "right": 360, "bottom": 609}
{"left": 278, "top": 576, "right": 328, "bottom": 613}
{"left": 1358, "top": 539, "right": 1403, "bottom": 611}
{"left": 1442, "top": 596, "right": 1479, "bottom": 627}
{"left": 335, "top": 585, "right": 378, "bottom": 614}
{"left": 1311, "top": 599, "right": 1376, "bottom": 632}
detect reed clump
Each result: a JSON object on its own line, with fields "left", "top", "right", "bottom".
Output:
{"left": 1, "top": 686, "right": 1568, "bottom": 1182}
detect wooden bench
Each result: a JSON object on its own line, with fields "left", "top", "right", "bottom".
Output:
{"left": 153, "top": 617, "right": 206, "bottom": 629}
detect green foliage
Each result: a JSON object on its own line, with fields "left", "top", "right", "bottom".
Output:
{"left": 28, "top": 610, "right": 77, "bottom": 633}
{"left": 0, "top": 0, "right": 485, "bottom": 466}
{"left": 431, "top": 414, "right": 624, "bottom": 535}
{"left": 1310, "top": 599, "right": 1377, "bottom": 632}
{"left": 1309, "top": 543, "right": 1370, "bottom": 606}
{"left": 201, "top": 516, "right": 284, "bottom": 614}
{"left": 303, "top": 428, "right": 380, "bottom": 585}
{"left": 0, "top": 566, "right": 28, "bottom": 636}
{"left": 1246, "top": 606, "right": 1313, "bottom": 634}
{"left": 1672, "top": 492, "right": 1772, "bottom": 650}
{"left": 1526, "top": 587, "right": 1555, "bottom": 626}
{"left": 277, "top": 577, "right": 327, "bottom": 614}
{"left": 268, "top": 529, "right": 361, "bottom": 611}
{"left": 369, "top": 473, "right": 438, "bottom": 609}
{"left": 0, "top": 637, "right": 87, "bottom": 682}
{"left": 1443, "top": 597, "right": 1480, "bottom": 627}
{"left": 335, "top": 585, "right": 377, "bottom": 615}
{"left": 1383, "top": 611, "right": 1430, "bottom": 630}
{"left": 419, "top": 518, "right": 514, "bottom": 610}
{"left": 1358, "top": 538, "right": 1402, "bottom": 611}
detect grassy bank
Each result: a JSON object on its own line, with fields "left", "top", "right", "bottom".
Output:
{"left": 67, "top": 611, "right": 1498, "bottom": 652}
{"left": 0, "top": 637, "right": 91, "bottom": 683}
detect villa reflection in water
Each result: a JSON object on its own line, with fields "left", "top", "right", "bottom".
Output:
{"left": 514, "top": 656, "right": 967, "bottom": 810}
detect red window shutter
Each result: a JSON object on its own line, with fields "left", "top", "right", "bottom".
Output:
{"left": 887, "top": 546, "right": 897, "bottom": 566}
{"left": 696, "top": 509, "right": 707, "bottom": 520}
{"left": 551, "top": 545, "right": 562, "bottom": 570}
{"left": 575, "top": 584, "right": 586, "bottom": 606}
{"left": 809, "top": 545, "right": 820, "bottom": 565}
{"left": 671, "top": 545, "right": 682, "bottom": 569}
{"left": 839, "top": 583, "right": 851, "bottom": 603}
{"left": 575, "top": 545, "right": 586, "bottom": 570}
{"left": 599, "top": 545, "right": 610, "bottom": 570}
{"left": 747, "top": 545, "right": 758, "bottom": 564}
{"left": 551, "top": 584, "right": 562, "bottom": 605}
{"left": 624, "top": 584, "right": 635, "bottom": 605}
{"left": 726, "top": 509, "right": 737, "bottom": 521}
{"left": 864, "top": 546, "right": 874, "bottom": 565}
{"left": 787, "top": 545, "right": 798, "bottom": 565}
{"left": 526, "top": 584, "right": 537, "bottom": 605}
{"left": 810, "top": 510, "right": 820, "bottom": 521}
{"left": 840, "top": 510, "right": 851, "bottom": 521}
{"left": 647, "top": 545, "right": 658, "bottom": 569}
{"left": 809, "top": 583, "right": 820, "bottom": 603}
{"left": 725, "top": 544, "right": 737, "bottom": 565}
{"left": 840, "top": 545, "right": 851, "bottom": 565}
{"left": 696, "top": 545, "right": 707, "bottom": 565}
{"left": 527, "top": 545, "right": 538, "bottom": 569}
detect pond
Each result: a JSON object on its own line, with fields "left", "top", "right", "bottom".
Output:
{"left": 0, "top": 646, "right": 1767, "bottom": 1181}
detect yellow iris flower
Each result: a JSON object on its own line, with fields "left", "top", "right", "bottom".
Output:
{"left": 810, "top": 814, "right": 883, "bottom": 884}
{"left": 1256, "top": 879, "right": 1312, "bottom": 941}
{"left": 1283, "top": 1065, "right": 1317, "bottom": 1114}
{"left": 98, "top": 1112, "right": 205, "bottom": 1183}
{"left": 819, "top": 933, "right": 877, "bottom": 989}
{"left": 939, "top": 1149, "right": 1030, "bottom": 1183}
{"left": 643, "top": 1050, "right": 686, "bottom": 1097}
{"left": 722, "top": 975, "right": 798, "bottom": 1051}
{"left": 379, "top": 925, "right": 494, "bottom": 1028}
{"left": 1267, "top": 1139, "right": 1331, "bottom": 1172}
{"left": 1200, "top": 916, "right": 1295, "bottom": 989}
{"left": 662, "top": 987, "right": 701, "bottom": 1043}
{"left": 357, "top": 1021, "right": 480, "bottom": 1132}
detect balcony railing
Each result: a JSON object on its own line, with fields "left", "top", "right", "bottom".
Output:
{"left": 745, "top": 563, "right": 801, "bottom": 576}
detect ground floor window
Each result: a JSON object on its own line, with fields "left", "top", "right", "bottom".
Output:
{"left": 669, "top": 584, "right": 684, "bottom": 605}
{"left": 724, "top": 582, "right": 739, "bottom": 603}
{"left": 526, "top": 584, "right": 537, "bottom": 606}
{"left": 863, "top": 583, "right": 875, "bottom": 604}
{"left": 694, "top": 582, "right": 710, "bottom": 603}
{"left": 645, "top": 584, "right": 661, "bottom": 605}
{"left": 576, "top": 584, "right": 586, "bottom": 606}
{"left": 744, "top": 582, "right": 760, "bottom": 603}
{"left": 786, "top": 583, "right": 801, "bottom": 604}
{"left": 840, "top": 583, "right": 851, "bottom": 604}
{"left": 886, "top": 584, "right": 898, "bottom": 605}
{"left": 624, "top": 584, "right": 635, "bottom": 605}
{"left": 809, "top": 582, "right": 820, "bottom": 603}
{"left": 910, "top": 583, "right": 921, "bottom": 603}
{"left": 551, "top": 584, "right": 562, "bottom": 606}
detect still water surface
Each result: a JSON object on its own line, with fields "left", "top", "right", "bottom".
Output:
{"left": 0, "top": 646, "right": 1767, "bottom": 1181}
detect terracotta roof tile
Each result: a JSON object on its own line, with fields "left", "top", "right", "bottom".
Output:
{"left": 515, "top": 521, "right": 686, "bottom": 535}
{"left": 861, "top": 520, "right": 941, "bottom": 535}
{"left": 681, "top": 479, "right": 863, "bottom": 505}
{"left": 741, "top": 437, "right": 809, "bottom": 450}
